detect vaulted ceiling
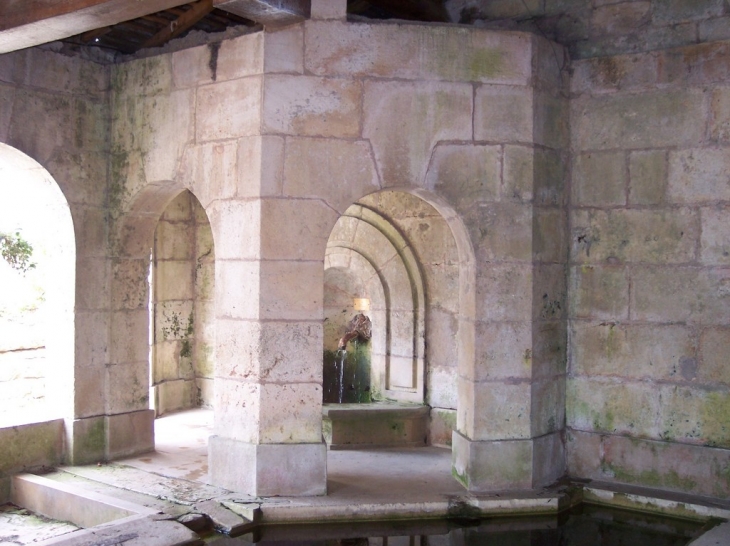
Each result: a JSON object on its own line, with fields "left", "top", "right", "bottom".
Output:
{"left": 0, "top": 0, "right": 450, "bottom": 56}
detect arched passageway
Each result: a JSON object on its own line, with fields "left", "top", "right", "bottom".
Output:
{"left": 0, "top": 143, "right": 75, "bottom": 425}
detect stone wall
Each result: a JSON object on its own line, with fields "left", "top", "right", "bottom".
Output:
{"left": 567, "top": 40, "right": 730, "bottom": 498}
{"left": 151, "top": 190, "right": 215, "bottom": 415}
{"left": 448, "top": 0, "right": 730, "bottom": 59}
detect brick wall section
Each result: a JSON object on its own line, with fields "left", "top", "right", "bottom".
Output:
{"left": 447, "top": 0, "right": 730, "bottom": 59}
{"left": 567, "top": 40, "right": 730, "bottom": 498}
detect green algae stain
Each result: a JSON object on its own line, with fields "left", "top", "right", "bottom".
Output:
{"left": 700, "top": 391, "right": 730, "bottom": 448}
{"left": 468, "top": 49, "right": 504, "bottom": 80}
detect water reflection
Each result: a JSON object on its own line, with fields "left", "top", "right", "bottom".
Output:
{"left": 208, "top": 504, "right": 710, "bottom": 545}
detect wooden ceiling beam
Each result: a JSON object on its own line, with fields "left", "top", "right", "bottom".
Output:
{"left": 213, "top": 0, "right": 309, "bottom": 27}
{"left": 0, "top": 0, "right": 198, "bottom": 54}
{"left": 141, "top": 0, "right": 215, "bottom": 49}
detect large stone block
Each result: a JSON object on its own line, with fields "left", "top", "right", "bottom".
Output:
{"left": 473, "top": 321, "right": 533, "bottom": 382}
{"left": 629, "top": 149, "right": 667, "bottom": 205}
{"left": 259, "top": 260, "right": 324, "bottom": 321}
{"left": 264, "top": 25, "right": 304, "bottom": 74}
{"left": 711, "top": 87, "right": 730, "bottom": 142}
{"left": 534, "top": 91, "right": 569, "bottom": 150}
{"left": 427, "top": 365, "right": 458, "bottom": 409}
{"left": 503, "top": 145, "right": 534, "bottom": 203}
{"left": 106, "top": 361, "right": 149, "bottom": 414}
{"left": 106, "top": 409, "right": 154, "bottom": 459}
{"left": 601, "top": 433, "right": 730, "bottom": 498}
{"left": 701, "top": 206, "right": 730, "bottom": 265}
{"left": 467, "top": 203, "right": 533, "bottom": 262}
{"left": 214, "top": 379, "right": 261, "bottom": 442}
{"left": 215, "top": 32, "right": 264, "bottom": 82}
{"left": 565, "top": 429, "right": 602, "bottom": 480}
{"left": 658, "top": 385, "right": 730, "bottom": 448}
{"left": 73, "top": 365, "right": 105, "bottom": 418}
{"left": 475, "top": 264, "right": 533, "bottom": 322}
{"left": 532, "top": 321, "right": 567, "bottom": 379}
{"left": 196, "top": 77, "right": 262, "bottom": 142}
{"left": 569, "top": 265, "right": 628, "bottom": 320}
{"left": 216, "top": 260, "right": 261, "bottom": 320}
{"left": 461, "top": 379, "right": 532, "bottom": 441}
{"left": 259, "top": 383, "right": 322, "bottom": 444}
{"left": 591, "top": 2, "right": 650, "bottom": 36}
{"left": 283, "top": 138, "right": 380, "bottom": 212}
{"left": 631, "top": 266, "right": 730, "bottom": 324}
{"left": 452, "top": 431, "right": 533, "bottom": 491}
{"left": 571, "top": 53, "right": 658, "bottom": 96}
{"left": 572, "top": 90, "right": 705, "bottom": 150}
{"left": 700, "top": 327, "right": 730, "bottom": 385}
{"left": 571, "top": 209, "right": 698, "bottom": 264}
{"left": 209, "top": 437, "right": 326, "bottom": 496}
{"left": 0, "top": 420, "right": 63, "bottom": 475}
{"left": 262, "top": 75, "right": 360, "bottom": 138}
{"left": 215, "top": 319, "right": 322, "bottom": 383}
{"left": 531, "top": 379, "right": 566, "bottom": 437}
{"left": 363, "top": 80, "right": 472, "bottom": 188}
{"left": 567, "top": 378, "right": 660, "bottom": 438}
{"left": 533, "top": 431, "right": 565, "bottom": 487}
{"left": 534, "top": 148, "right": 567, "bottom": 206}
{"left": 207, "top": 199, "right": 260, "bottom": 261}
{"left": 155, "top": 260, "right": 194, "bottom": 301}
{"left": 76, "top": 257, "right": 110, "bottom": 312}
{"left": 426, "top": 144, "right": 501, "bottom": 211}
{"left": 9, "top": 90, "right": 72, "bottom": 164}
{"left": 571, "top": 322, "right": 696, "bottom": 381}
{"left": 653, "top": 0, "right": 725, "bottom": 23}
{"left": 669, "top": 148, "right": 730, "bottom": 204}
{"left": 113, "top": 56, "right": 172, "bottom": 97}
{"left": 179, "top": 141, "right": 239, "bottom": 206}
{"left": 474, "top": 84, "right": 533, "bottom": 143}
{"left": 172, "top": 44, "right": 215, "bottom": 89}
{"left": 304, "top": 21, "right": 532, "bottom": 84}
{"left": 109, "top": 310, "right": 149, "bottom": 365}
{"left": 572, "top": 151, "right": 625, "bottom": 206}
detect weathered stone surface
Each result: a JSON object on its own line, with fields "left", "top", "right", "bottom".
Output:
{"left": 106, "top": 361, "right": 149, "bottom": 413}
{"left": 658, "top": 42, "right": 730, "bottom": 86}
{"left": 196, "top": 77, "right": 262, "bottom": 141}
{"left": 215, "top": 319, "right": 322, "bottom": 383}
{"left": 283, "top": 137, "right": 379, "bottom": 212}
{"left": 591, "top": 2, "right": 651, "bottom": 36}
{"left": 700, "top": 327, "right": 730, "bottom": 385}
{"left": 107, "top": 409, "right": 154, "bottom": 458}
{"left": 427, "top": 144, "right": 501, "bottom": 210}
{"left": 631, "top": 266, "right": 730, "bottom": 324}
{"left": 572, "top": 151, "right": 625, "bottom": 206}
{"left": 531, "top": 379, "right": 566, "bottom": 437}
{"left": 363, "top": 80, "right": 472, "bottom": 188}
{"left": 216, "top": 260, "right": 261, "bottom": 320}
{"left": 172, "top": 44, "right": 215, "bottom": 89}
{"left": 429, "top": 407, "right": 457, "bottom": 447}
{"left": 532, "top": 321, "right": 567, "bottom": 379}
{"left": 214, "top": 379, "right": 261, "bottom": 442}
{"left": 534, "top": 91, "right": 569, "bottom": 149}
{"left": 0, "top": 420, "right": 63, "bottom": 474}
{"left": 629, "top": 149, "right": 667, "bottom": 205}
{"left": 305, "top": 21, "right": 532, "bottom": 84}
{"left": 215, "top": 32, "right": 264, "bottom": 82}
{"left": 571, "top": 209, "right": 698, "bottom": 264}
{"left": 467, "top": 203, "right": 533, "bottom": 262}
{"left": 568, "top": 431, "right": 730, "bottom": 498}
{"left": 701, "top": 206, "right": 730, "bottom": 265}
{"left": 475, "top": 264, "right": 533, "bottom": 322}
{"left": 658, "top": 385, "right": 730, "bottom": 448}
{"left": 572, "top": 90, "right": 705, "bottom": 150}
{"left": 109, "top": 310, "right": 149, "bottom": 365}
{"left": 461, "top": 379, "right": 531, "bottom": 440}
{"left": 534, "top": 208, "right": 568, "bottom": 264}
{"left": 567, "top": 378, "right": 660, "bottom": 437}
{"left": 259, "top": 260, "right": 324, "bottom": 321}
{"left": 532, "top": 431, "right": 565, "bottom": 486}
{"left": 571, "top": 323, "right": 696, "bottom": 381}
{"left": 264, "top": 25, "right": 304, "bottom": 73}
{"left": 474, "top": 84, "right": 533, "bottom": 143}
{"left": 452, "top": 432, "right": 533, "bottom": 491}
{"left": 503, "top": 145, "right": 534, "bottom": 203}
{"left": 710, "top": 87, "right": 730, "bottom": 142}
{"left": 262, "top": 75, "right": 360, "bottom": 138}
{"left": 668, "top": 148, "right": 730, "bottom": 204}
{"left": 8, "top": 90, "right": 73, "bottom": 164}
{"left": 113, "top": 55, "right": 172, "bottom": 98}
{"left": 700, "top": 16, "right": 730, "bottom": 42}
{"left": 534, "top": 148, "right": 566, "bottom": 206}
{"left": 571, "top": 53, "right": 658, "bottom": 95}
{"left": 473, "top": 321, "right": 532, "bottom": 381}
{"left": 569, "top": 265, "right": 628, "bottom": 320}
{"left": 653, "top": 0, "right": 725, "bottom": 24}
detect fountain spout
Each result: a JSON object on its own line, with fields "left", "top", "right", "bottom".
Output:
{"left": 337, "top": 313, "right": 372, "bottom": 350}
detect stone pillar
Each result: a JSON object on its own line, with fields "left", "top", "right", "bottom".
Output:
{"left": 208, "top": 141, "right": 331, "bottom": 496}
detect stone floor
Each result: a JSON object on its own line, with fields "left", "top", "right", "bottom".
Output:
{"left": 2, "top": 408, "right": 729, "bottom": 545}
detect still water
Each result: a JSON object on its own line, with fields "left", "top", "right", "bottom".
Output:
{"left": 207, "top": 503, "right": 713, "bottom": 545}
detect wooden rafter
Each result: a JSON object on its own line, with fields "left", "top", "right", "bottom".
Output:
{"left": 141, "top": 0, "right": 215, "bottom": 49}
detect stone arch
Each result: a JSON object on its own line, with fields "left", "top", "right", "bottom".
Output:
{"left": 0, "top": 143, "right": 75, "bottom": 424}
{"left": 323, "top": 185, "right": 476, "bottom": 449}
{"left": 108, "top": 181, "right": 215, "bottom": 459}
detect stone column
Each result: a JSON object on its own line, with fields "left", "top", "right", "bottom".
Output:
{"left": 207, "top": 137, "right": 331, "bottom": 496}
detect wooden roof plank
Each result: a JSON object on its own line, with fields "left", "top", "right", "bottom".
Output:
{"left": 141, "top": 0, "right": 215, "bottom": 49}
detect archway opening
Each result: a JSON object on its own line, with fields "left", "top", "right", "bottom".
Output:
{"left": 149, "top": 190, "right": 215, "bottom": 417}
{"left": 323, "top": 189, "right": 467, "bottom": 449}
{"left": 0, "top": 144, "right": 75, "bottom": 426}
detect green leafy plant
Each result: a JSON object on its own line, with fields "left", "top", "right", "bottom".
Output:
{"left": 0, "top": 231, "right": 36, "bottom": 274}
